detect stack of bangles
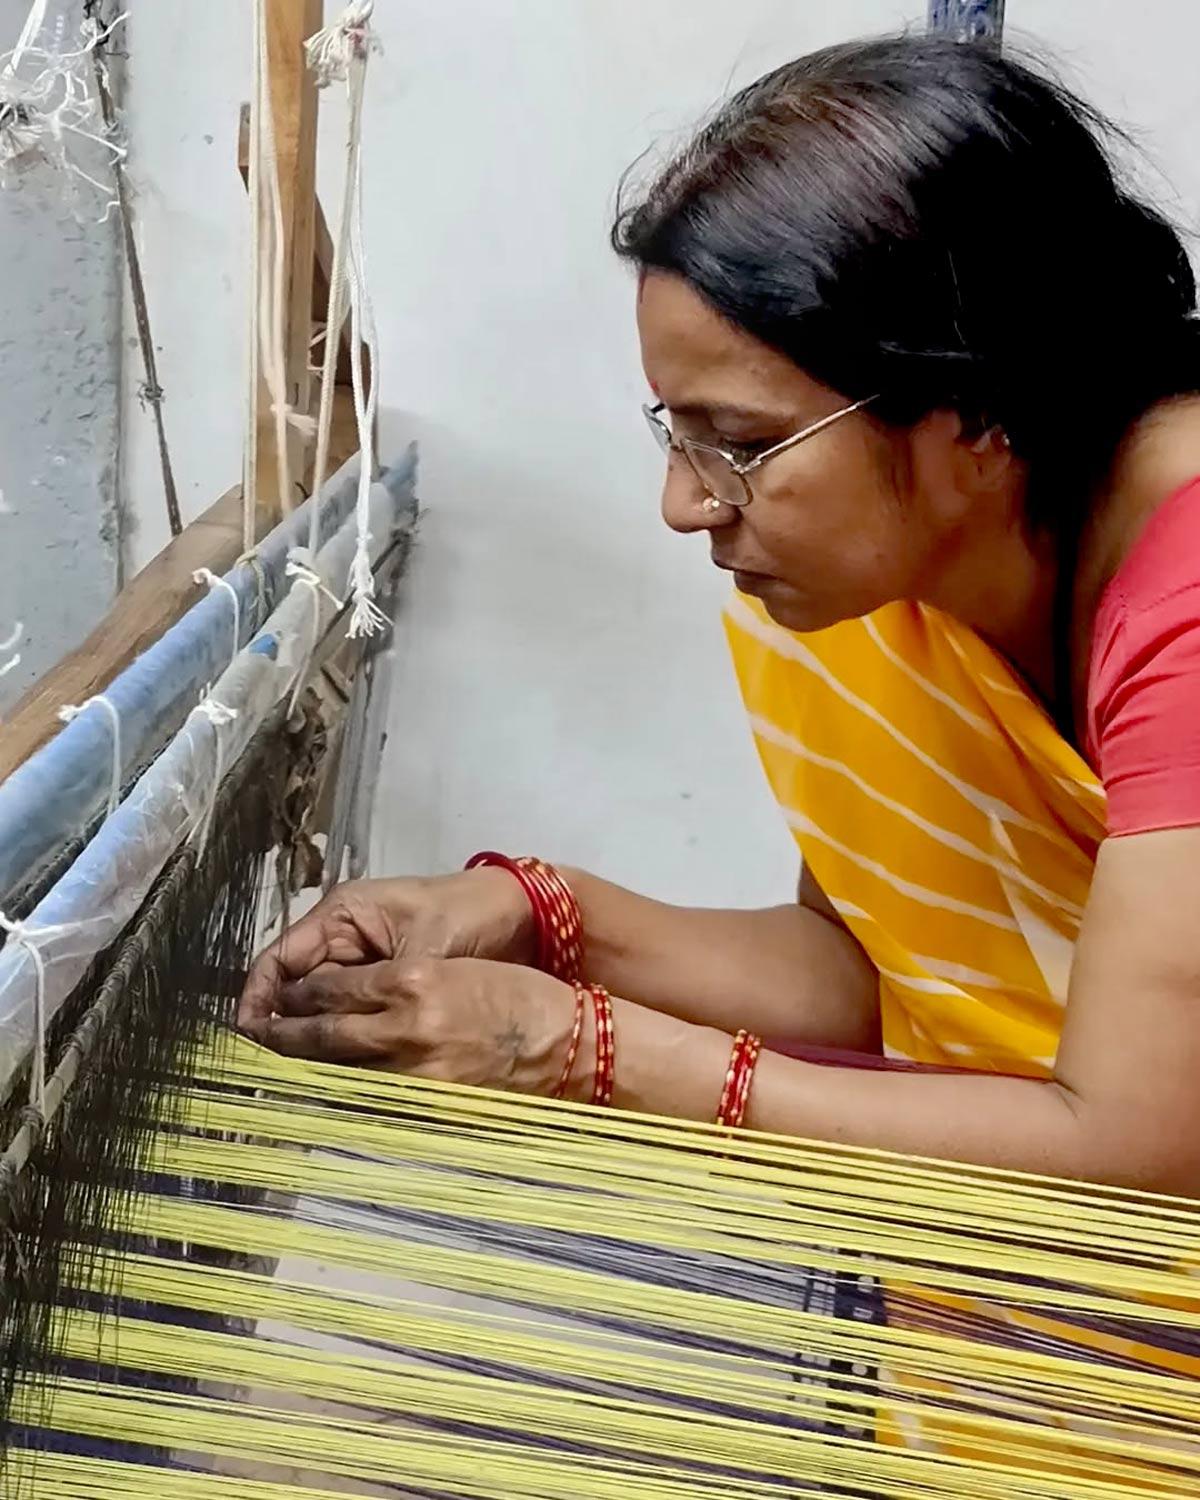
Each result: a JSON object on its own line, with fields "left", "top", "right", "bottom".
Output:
{"left": 465, "top": 852, "right": 761, "bottom": 1126}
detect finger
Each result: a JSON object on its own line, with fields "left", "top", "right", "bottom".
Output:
{"left": 237, "top": 898, "right": 382, "bottom": 1029}
{"left": 259, "top": 1011, "right": 392, "bottom": 1065}
{"left": 274, "top": 963, "right": 388, "bottom": 1019}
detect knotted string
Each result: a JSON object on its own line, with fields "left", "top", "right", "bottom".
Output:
{"left": 186, "top": 690, "right": 239, "bottom": 857}
{"left": 57, "top": 694, "right": 122, "bottom": 818}
{"left": 193, "top": 567, "right": 242, "bottom": 673}
{"left": 0, "top": 910, "right": 49, "bottom": 1113}
{"left": 286, "top": 546, "right": 344, "bottom": 714}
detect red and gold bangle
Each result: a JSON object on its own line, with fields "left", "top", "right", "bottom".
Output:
{"left": 465, "top": 852, "right": 583, "bottom": 983}
{"left": 716, "top": 1030, "right": 762, "bottom": 1129}
{"left": 588, "top": 984, "right": 615, "bottom": 1108}
{"left": 551, "top": 982, "right": 588, "bottom": 1100}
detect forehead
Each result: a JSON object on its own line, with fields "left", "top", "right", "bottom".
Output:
{"left": 636, "top": 270, "right": 818, "bottom": 411}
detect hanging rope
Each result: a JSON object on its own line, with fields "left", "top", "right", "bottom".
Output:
{"left": 304, "top": 3, "right": 386, "bottom": 637}
{"left": 244, "top": 0, "right": 309, "bottom": 549}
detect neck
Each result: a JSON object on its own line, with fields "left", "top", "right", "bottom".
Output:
{"left": 930, "top": 513, "right": 1061, "bottom": 707}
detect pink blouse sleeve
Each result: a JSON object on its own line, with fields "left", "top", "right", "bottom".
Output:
{"left": 1087, "top": 479, "right": 1200, "bottom": 838}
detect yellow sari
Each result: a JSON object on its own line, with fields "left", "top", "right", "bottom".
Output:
{"left": 725, "top": 591, "right": 1103, "bottom": 1076}
{"left": 724, "top": 591, "right": 1200, "bottom": 1449}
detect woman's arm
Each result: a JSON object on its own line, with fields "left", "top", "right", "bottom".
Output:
{"left": 609, "top": 827, "right": 1200, "bottom": 1195}
{"left": 563, "top": 863, "right": 880, "bottom": 1051}
{"left": 240, "top": 864, "right": 882, "bottom": 1056}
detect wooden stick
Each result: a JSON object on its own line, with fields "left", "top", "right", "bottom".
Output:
{"left": 0, "top": 489, "right": 243, "bottom": 782}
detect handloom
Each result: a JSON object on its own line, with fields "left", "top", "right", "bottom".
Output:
{"left": 3, "top": 7, "right": 1200, "bottom": 1500}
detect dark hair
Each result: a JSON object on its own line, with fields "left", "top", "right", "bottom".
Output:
{"left": 613, "top": 35, "right": 1200, "bottom": 541}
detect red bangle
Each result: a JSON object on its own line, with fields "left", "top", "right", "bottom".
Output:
{"left": 588, "top": 984, "right": 615, "bottom": 1108}
{"left": 465, "top": 852, "right": 583, "bottom": 983}
{"left": 716, "top": 1030, "right": 761, "bottom": 1129}
{"left": 551, "top": 982, "right": 587, "bottom": 1100}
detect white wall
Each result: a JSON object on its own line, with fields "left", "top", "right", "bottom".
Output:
{"left": 118, "top": 0, "right": 1198, "bottom": 907}
{"left": 0, "top": 0, "right": 122, "bottom": 713}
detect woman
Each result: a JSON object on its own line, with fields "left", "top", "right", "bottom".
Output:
{"left": 239, "top": 36, "right": 1200, "bottom": 1197}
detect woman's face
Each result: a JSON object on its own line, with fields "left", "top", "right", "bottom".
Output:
{"left": 636, "top": 271, "right": 982, "bottom": 634}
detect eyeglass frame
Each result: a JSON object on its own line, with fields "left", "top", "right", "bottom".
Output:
{"left": 642, "top": 393, "right": 878, "bottom": 509}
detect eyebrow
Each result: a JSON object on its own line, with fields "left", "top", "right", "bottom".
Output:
{"left": 664, "top": 401, "right": 794, "bottom": 428}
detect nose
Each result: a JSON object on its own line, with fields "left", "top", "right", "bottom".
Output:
{"left": 660, "top": 460, "right": 737, "bottom": 536}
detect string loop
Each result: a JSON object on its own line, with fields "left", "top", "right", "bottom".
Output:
{"left": 0, "top": 910, "right": 49, "bottom": 1114}
{"left": 57, "top": 694, "right": 122, "bottom": 818}
{"left": 193, "top": 567, "right": 243, "bottom": 672}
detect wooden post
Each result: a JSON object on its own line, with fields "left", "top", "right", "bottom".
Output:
{"left": 248, "top": 0, "right": 324, "bottom": 542}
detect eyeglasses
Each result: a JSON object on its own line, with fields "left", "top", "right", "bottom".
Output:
{"left": 642, "top": 394, "right": 877, "bottom": 510}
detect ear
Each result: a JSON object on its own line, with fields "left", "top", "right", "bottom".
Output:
{"left": 909, "top": 410, "right": 1018, "bottom": 524}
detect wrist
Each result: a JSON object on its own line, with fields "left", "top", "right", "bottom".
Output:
{"left": 462, "top": 867, "right": 538, "bottom": 966}
{"left": 607, "top": 1001, "right": 731, "bottom": 1120}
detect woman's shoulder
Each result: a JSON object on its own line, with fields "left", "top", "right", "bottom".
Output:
{"left": 1092, "top": 397, "right": 1200, "bottom": 601}
{"left": 1086, "top": 410, "right": 1200, "bottom": 835}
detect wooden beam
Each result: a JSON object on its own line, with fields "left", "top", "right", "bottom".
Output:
{"left": 248, "top": 0, "right": 324, "bottom": 540}
{"left": 0, "top": 489, "right": 243, "bottom": 783}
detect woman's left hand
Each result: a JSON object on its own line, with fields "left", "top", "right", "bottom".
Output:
{"left": 238, "top": 956, "right": 585, "bottom": 1098}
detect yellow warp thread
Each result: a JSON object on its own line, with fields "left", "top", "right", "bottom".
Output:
{"left": 8, "top": 1036, "right": 1200, "bottom": 1499}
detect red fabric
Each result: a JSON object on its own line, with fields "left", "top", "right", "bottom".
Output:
{"left": 1086, "top": 476, "right": 1200, "bottom": 836}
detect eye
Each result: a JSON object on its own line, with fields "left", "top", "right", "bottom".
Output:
{"left": 720, "top": 437, "right": 772, "bottom": 465}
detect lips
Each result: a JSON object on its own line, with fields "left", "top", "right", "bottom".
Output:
{"left": 712, "top": 556, "right": 776, "bottom": 591}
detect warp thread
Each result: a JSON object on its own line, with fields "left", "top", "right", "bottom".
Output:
{"left": 57, "top": 694, "right": 122, "bottom": 818}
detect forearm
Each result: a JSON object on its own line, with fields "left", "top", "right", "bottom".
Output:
{"left": 564, "top": 869, "right": 880, "bottom": 1049}
{"left": 607, "top": 999, "right": 1186, "bottom": 1192}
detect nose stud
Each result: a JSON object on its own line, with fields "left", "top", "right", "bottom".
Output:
{"left": 702, "top": 496, "right": 723, "bottom": 514}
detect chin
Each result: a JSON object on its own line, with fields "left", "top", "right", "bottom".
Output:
{"left": 755, "top": 590, "right": 853, "bottom": 636}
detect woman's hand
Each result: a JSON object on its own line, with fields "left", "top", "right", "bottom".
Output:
{"left": 237, "top": 871, "right": 534, "bottom": 1036}
{"left": 239, "top": 956, "right": 585, "bottom": 1097}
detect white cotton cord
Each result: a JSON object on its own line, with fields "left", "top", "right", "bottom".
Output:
{"left": 285, "top": 546, "right": 344, "bottom": 714}
{"left": 242, "top": 0, "right": 262, "bottom": 552}
{"left": 302, "top": 50, "right": 361, "bottom": 557}
{"left": 57, "top": 694, "right": 122, "bottom": 818}
{"left": 193, "top": 567, "right": 242, "bottom": 672}
{"left": 344, "top": 78, "right": 385, "bottom": 636}
{"left": 258, "top": 0, "right": 297, "bottom": 521}
{"left": 0, "top": 910, "right": 49, "bottom": 1113}
{"left": 0, "top": 6, "right": 127, "bottom": 211}
{"left": 302, "top": 4, "right": 385, "bottom": 635}
{"left": 186, "top": 691, "right": 239, "bottom": 857}
{"left": 304, "top": 3, "right": 379, "bottom": 88}
{"left": 245, "top": 0, "right": 306, "bottom": 548}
